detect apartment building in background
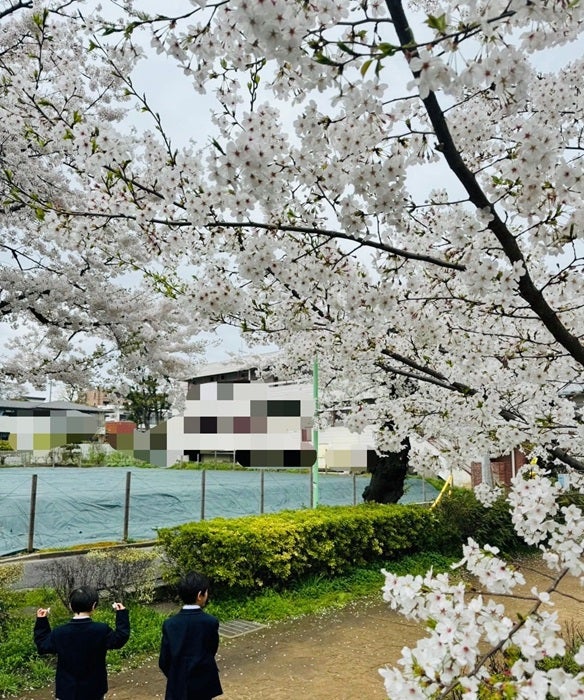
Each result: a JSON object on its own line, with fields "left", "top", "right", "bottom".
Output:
{"left": 106, "top": 358, "right": 376, "bottom": 470}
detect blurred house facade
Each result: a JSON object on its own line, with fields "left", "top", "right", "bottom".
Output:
{"left": 0, "top": 399, "right": 106, "bottom": 464}
{"left": 105, "top": 358, "right": 375, "bottom": 470}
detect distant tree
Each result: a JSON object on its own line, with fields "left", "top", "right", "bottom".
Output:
{"left": 0, "top": 439, "right": 14, "bottom": 466}
{"left": 59, "top": 383, "right": 87, "bottom": 404}
{"left": 0, "top": 380, "right": 28, "bottom": 400}
{"left": 124, "top": 377, "right": 171, "bottom": 430}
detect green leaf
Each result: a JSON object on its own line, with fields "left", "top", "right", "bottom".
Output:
{"left": 360, "top": 59, "right": 373, "bottom": 77}
{"left": 337, "top": 41, "right": 359, "bottom": 57}
{"left": 211, "top": 138, "right": 226, "bottom": 156}
{"left": 314, "top": 52, "right": 338, "bottom": 66}
{"left": 425, "top": 13, "right": 448, "bottom": 34}
{"left": 124, "top": 21, "right": 139, "bottom": 39}
{"left": 31, "top": 11, "right": 47, "bottom": 29}
{"left": 378, "top": 42, "right": 397, "bottom": 57}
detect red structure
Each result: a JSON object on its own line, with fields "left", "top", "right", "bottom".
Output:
{"left": 105, "top": 421, "right": 137, "bottom": 450}
{"left": 471, "top": 449, "right": 528, "bottom": 487}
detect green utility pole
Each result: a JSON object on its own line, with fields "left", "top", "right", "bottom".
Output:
{"left": 312, "top": 357, "right": 319, "bottom": 507}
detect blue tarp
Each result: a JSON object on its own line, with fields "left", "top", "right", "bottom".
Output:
{"left": 0, "top": 467, "right": 438, "bottom": 556}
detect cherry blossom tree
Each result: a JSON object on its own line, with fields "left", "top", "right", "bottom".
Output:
{"left": 83, "top": 0, "right": 583, "bottom": 471}
{"left": 0, "top": 1, "right": 202, "bottom": 388}
{"left": 1, "top": 0, "right": 584, "bottom": 695}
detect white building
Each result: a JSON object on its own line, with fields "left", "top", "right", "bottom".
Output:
{"left": 110, "top": 357, "right": 375, "bottom": 471}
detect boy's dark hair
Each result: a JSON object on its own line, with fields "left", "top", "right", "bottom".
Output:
{"left": 69, "top": 586, "right": 99, "bottom": 613}
{"left": 177, "top": 571, "right": 209, "bottom": 605}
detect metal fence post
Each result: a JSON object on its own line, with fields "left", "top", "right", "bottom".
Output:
{"left": 27, "top": 474, "right": 38, "bottom": 553}
{"left": 123, "top": 471, "right": 132, "bottom": 541}
{"left": 260, "top": 469, "right": 265, "bottom": 514}
{"left": 353, "top": 473, "right": 357, "bottom": 505}
{"left": 200, "top": 469, "right": 206, "bottom": 521}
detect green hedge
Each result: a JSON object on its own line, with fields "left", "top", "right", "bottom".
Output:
{"left": 158, "top": 488, "right": 529, "bottom": 597}
{"left": 429, "top": 487, "right": 531, "bottom": 554}
{"left": 158, "top": 503, "right": 437, "bottom": 594}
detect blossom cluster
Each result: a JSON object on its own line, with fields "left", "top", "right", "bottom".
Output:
{"left": 380, "top": 529, "right": 584, "bottom": 698}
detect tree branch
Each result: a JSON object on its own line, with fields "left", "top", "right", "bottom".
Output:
{"left": 377, "top": 348, "right": 584, "bottom": 470}
{"left": 54, "top": 205, "right": 466, "bottom": 270}
{"left": 438, "top": 567, "right": 571, "bottom": 698}
{"left": 386, "top": 0, "right": 584, "bottom": 367}
{"left": 0, "top": 1, "right": 32, "bottom": 21}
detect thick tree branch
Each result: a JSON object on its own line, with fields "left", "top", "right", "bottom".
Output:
{"left": 0, "top": 2, "right": 32, "bottom": 21}
{"left": 377, "top": 348, "right": 584, "bottom": 470}
{"left": 549, "top": 447, "right": 584, "bottom": 471}
{"left": 386, "top": 0, "right": 584, "bottom": 367}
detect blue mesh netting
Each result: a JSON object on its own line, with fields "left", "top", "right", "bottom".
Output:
{"left": 0, "top": 467, "right": 438, "bottom": 555}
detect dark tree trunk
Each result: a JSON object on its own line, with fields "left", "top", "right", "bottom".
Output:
{"left": 362, "top": 439, "right": 410, "bottom": 504}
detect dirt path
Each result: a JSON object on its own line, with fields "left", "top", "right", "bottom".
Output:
{"left": 14, "top": 557, "right": 584, "bottom": 700}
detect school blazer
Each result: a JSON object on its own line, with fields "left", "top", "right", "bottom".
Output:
{"left": 159, "top": 608, "right": 223, "bottom": 700}
{"left": 34, "top": 610, "right": 130, "bottom": 700}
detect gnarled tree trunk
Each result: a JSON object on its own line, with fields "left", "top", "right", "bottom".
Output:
{"left": 362, "top": 439, "right": 411, "bottom": 504}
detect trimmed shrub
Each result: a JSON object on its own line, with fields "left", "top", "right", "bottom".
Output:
{"left": 104, "top": 451, "right": 155, "bottom": 468}
{"left": 158, "top": 503, "right": 437, "bottom": 595}
{"left": 159, "top": 488, "right": 533, "bottom": 597}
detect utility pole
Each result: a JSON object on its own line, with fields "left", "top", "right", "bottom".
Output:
{"left": 312, "top": 357, "right": 319, "bottom": 508}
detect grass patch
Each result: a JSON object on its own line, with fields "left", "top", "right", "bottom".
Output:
{"left": 168, "top": 460, "right": 308, "bottom": 473}
{"left": 209, "top": 552, "right": 457, "bottom": 623}
{"left": 169, "top": 459, "right": 244, "bottom": 471}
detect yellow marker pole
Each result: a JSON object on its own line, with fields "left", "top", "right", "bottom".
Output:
{"left": 430, "top": 474, "right": 453, "bottom": 510}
